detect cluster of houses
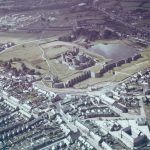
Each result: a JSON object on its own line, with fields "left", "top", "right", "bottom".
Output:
{"left": 0, "top": 93, "right": 76, "bottom": 150}
{"left": 104, "top": 68, "right": 150, "bottom": 113}
{"left": 61, "top": 95, "right": 119, "bottom": 120}
{"left": 60, "top": 95, "right": 127, "bottom": 149}
{"left": 60, "top": 47, "right": 95, "bottom": 70}
{"left": 0, "top": 60, "right": 96, "bottom": 150}
{"left": 105, "top": 86, "right": 140, "bottom": 112}
{"left": 0, "top": 42, "right": 15, "bottom": 52}
{"left": 120, "top": 126, "right": 148, "bottom": 149}
{"left": 96, "top": 118, "right": 149, "bottom": 150}
{"left": 128, "top": 68, "right": 150, "bottom": 96}
{"left": 58, "top": 84, "right": 150, "bottom": 150}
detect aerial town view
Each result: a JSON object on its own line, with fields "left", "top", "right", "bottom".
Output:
{"left": 0, "top": 0, "right": 150, "bottom": 150}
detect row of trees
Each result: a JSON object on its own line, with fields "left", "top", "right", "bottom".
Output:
{"left": 2, "top": 61, "right": 41, "bottom": 77}
{"left": 58, "top": 34, "right": 75, "bottom": 42}
{"left": 58, "top": 28, "right": 100, "bottom": 42}
{"left": 73, "top": 28, "right": 100, "bottom": 41}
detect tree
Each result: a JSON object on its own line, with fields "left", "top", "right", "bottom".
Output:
{"left": 11, "top": 67, "right": 19, "bottom": 76}
{"left": 103, "top": 29, "right": 112, "bottom": 39}
{"left": 41, "top": 17, "right": 46, "bottom": 22}
{"left": 21, "top": 63, "right": 28, "bottom": 72}
{"left": 3, "top": 62, "right": 8, "bottom": 67}
{"left": 9, "top": 59, "right": 13, "bottom": 63}
{"left": 21, "top": 63, "right": 25, "bottom": 68}
{"left": 35, "top": 71, "right": 41, "bottom": 75}
{"left": 36, "top": 65, "right": 41, "bottom": 69}
{"left": 64, "top": 17, "right": 69, "bottom": 21}
{"left": 29, "top": 69, "right": 35, "bottom": 75}
{"left": 13, "top": 57, "right": 21, "bottom": 61}
{"left": 6, "top": 62, "right": 11, "bottom": 70}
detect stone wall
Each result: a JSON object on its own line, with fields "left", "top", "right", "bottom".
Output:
{"left": 53, "top": 71, "right": 91, "bottom": 88}
{"left": 54, "top": 53, "right": 142, "bottom": 88}
{"left": 91, "top": 53, "right": 142, "bottom": 78}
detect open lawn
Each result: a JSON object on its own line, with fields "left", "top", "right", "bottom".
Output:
{"left": 0, "top": 43, "right": 41, "bottom": 61}
{"left": 47, "top": 59, "right": 79, "bottom": 81}
{"left": 0, "top": 42, "right": 48, "bottom": 74}
{"left": 0, "top": 32, "right": 38, "bottom": 44}
{"left": 0, "top": 38, "right": 149, "bottom": 89}
{"left": 41, "top": 41, "right": 79, "bottom": 59}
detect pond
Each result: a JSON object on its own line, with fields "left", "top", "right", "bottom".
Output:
{"left": 89, "top": 43, "right": 138, "bottom": 63}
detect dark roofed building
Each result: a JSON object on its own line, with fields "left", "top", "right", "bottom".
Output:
{"left": 122, "top": 126, "right": 132, "bottom": 135}
{"left": 113, "top": 102, "right": 128, "bottom": 113}
{"left": 134, "top": 135, "right": 148, "bottom": 148}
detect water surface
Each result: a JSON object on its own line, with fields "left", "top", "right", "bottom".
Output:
{"left": 89, "top": 43, "right": 138, "bottom": 63}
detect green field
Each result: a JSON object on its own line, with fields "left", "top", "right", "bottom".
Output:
{"left": 0, "top": 38, "right": 150, "bottom": 89}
